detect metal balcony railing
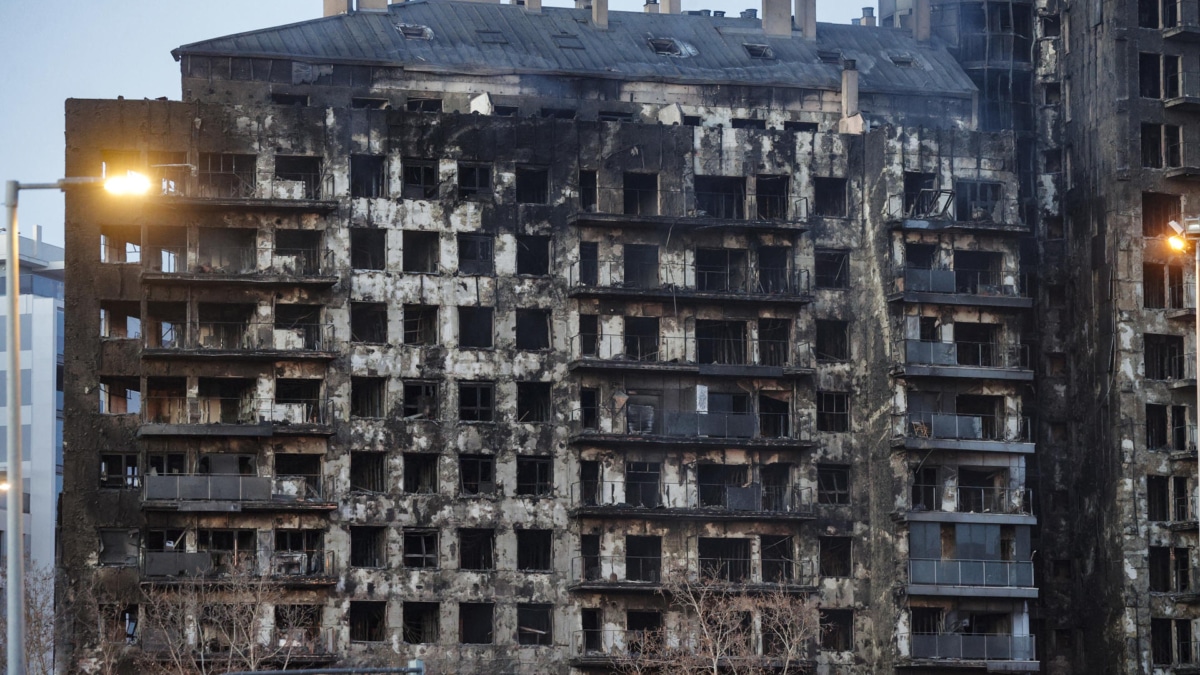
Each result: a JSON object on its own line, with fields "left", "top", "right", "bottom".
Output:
{"left": 910, "top": 484, "right": 1033, "bottom": 516}
{"left": 269, "top": 550, "right": 337, "bottom": 578}
{"left": 143, "top": 397, "right": 331, "bottom": 426}
{"left": 174, "top": 170, "right": 334, "bottom": 201}
{"left": 899, "top": 268, "right": 1028, "bottom": 298}
{"left": 145, "top": 321, "right": 334, "bottom": 352}
{"left": 1168, "top": 353, "right": 1198, "bottom": 381}
{"left": 593, "top": 407, "right": 807, "bottom": 441}
{"left": 143, "top": 473, "right": 326, "bottom": 502}
{"left": 141, "top": 550, "right": 258, "bottom": 578}
{"left": 571, "top": 555, "right": 663, "bottom": 584}
{"left": 570, "top": 333, "right": 809, "bottom": 368}
{"left": 904, "top": 633, "right": 1035, "bottom": 661}
{"left": 569, "top": 556, "right": 815, "bottom": 587}
{"left": 571, "top": 479, "right": 813, "bottom": 514}
{"left": 885, "top": 189, "right": 957, "bottom": 221}
{"left": 145, "top": 245, "right": 332, "bottom": 277}
{"left": 908, "top": 559, "right": 1035, "bottom": 588}
{"left": 571, "top": 628, "right": 665, "bottom": 658}
{"left": 900, "top": 412, "right": 1033, "bottom": 443}
{"left": 582, "top": 186, "right": 810, "bottom": 222}
{"left": 1142, "top": 422, "right": 1198, "bottom": 452}
{"left": 570, "top": 260, "right": 810, "bottom": 297}
{"left": 269, "top": 626, "right": 337, "bottom": 656}
{"left": 902, "top": 340, "right": 1029, "bottom": 370}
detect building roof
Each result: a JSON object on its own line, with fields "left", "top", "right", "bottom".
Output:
{"left": 173, "top": 0, "right": 976, "bottom": 97}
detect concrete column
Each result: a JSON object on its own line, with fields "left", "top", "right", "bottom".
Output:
{"left": 794, "top": 0, "right": 816, "bottom": 40}
{"left": 593, "top": 0, "right": 608, "bottom": 29}
{"left": 661, "top": 0, "right": 681, "bottom": 14}
{"left": 323, "top": 0, "right": 350, "bottom": 16}
{"left": 842, "top": 60, "right": 859, "bottom": 119}
{"left": 762, "top": 0, "right": 792, "bottom": 36}
{"left": 914, "top": 0, "right": 931, "bottom": 41}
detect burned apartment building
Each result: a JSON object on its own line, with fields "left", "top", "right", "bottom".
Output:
{"left": 60, "top": 0, "right": 1049, "bottom": 673}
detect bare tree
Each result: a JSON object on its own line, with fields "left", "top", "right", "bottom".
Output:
{"left": 0, "top": 564, "right": 61, "bottom": 675}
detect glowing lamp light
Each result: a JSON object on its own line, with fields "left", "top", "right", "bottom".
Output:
{"left": 1170, "top": 235, "right": 1188, "bottom": 251}
{"left": 0, "top": 482, "right": 11, "bottom": 492}
{"left": 103, "top": 171, "right": 151, "bottom": 196}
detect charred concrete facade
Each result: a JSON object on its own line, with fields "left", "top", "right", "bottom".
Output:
{"left": 61, "top": 1, "right": 1043, "bottom": 673}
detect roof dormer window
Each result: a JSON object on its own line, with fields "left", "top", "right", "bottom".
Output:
{"left": 396, "top": 23, "right": 433, "bottom": 40}
{"left": 818, "top": 49, "right": 842, "bottom": 65}
{"left": 649, "top": 38, "right": 683, "bottom": 56}
{"left": 744, "top": 44, "right": 774, "bottom": 60}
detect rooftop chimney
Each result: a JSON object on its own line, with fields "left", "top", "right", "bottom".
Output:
{"left": 839, "top": 59, "right": 864, "bottom": 134}
{"left": 644, "top": 0, "right": 659, "bottom": 12}
{"left": 526, "top": 0, "right": 541, "bottom": 12}
{"left": 358, "top": 0, "right": 388, "bottom": 10}
{"left": 740, "top": 8, "right": 757, "bottom": 18}
{"left": 914, "top": 0, "right": 931, "bottom": 41}
{"left": 862, "top": 7, "right": 876, "bottom": 26}
{"left": 661, "top": 0, "right": 681, "bottom": 13}
{"left": 713, "top": 10, "right": 725, "bottom": 16}
{"left": 852, "top": 18, "right": 861, "bottom": 25}
{"left": 593, "top": 0, "right": 608, "bottom": 29}
{"left": 794, "top": 0, "right": 816, "bottom": 40}
{"left": 762, "top": 0, "right": 791, "bottom": 36}
{"left": 324, "top": 0, "right": 350, "bottom": 16}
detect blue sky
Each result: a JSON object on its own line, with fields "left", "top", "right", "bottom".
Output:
{"left": 0, "top": 0, "right": 872, "bottom": 245}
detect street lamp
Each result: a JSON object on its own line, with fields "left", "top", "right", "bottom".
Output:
{"left": 1169, "top": 217, "right": 1200, "bottom": 542}
{"left": 2, "top": 171, "right": 149, "bottom": 675}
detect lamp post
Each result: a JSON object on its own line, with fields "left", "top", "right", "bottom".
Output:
{"left": 2, "top": 172, "right": 148, "bottom": 675}
{"left": 1169, "top": 218, "right": 1200, "bottom": 544}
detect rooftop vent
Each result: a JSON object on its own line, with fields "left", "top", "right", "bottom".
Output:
{"left": 396, "top": 23, "right": 434, "bottom": 40}
{"left": 744, "top": 44, "right": 774, "bottom": 59}
{"left": 740, "top": 8, "right": 757, "bottom": 18}
{"left": 817, "top": 49, "right": 842, "bottom": 64}
{"left": 713, "top": 10, "right": 725, "bottom": 16}
{"left": 890, "top": 53, "right": 916, "bottom": 67}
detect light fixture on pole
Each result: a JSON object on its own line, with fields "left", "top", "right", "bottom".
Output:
{"left": 2, "top": 170, "right": 149, "bottom": 675}
{"left": 1169, "top": 217, "right": 1200, "bottom": 540}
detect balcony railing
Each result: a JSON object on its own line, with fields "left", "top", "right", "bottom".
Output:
{"left": 908, "top": 559, "right": 1035, "bottom": 588}
{"left": 910, "top": 484, "right": 1033, "bottom": 516}
{"left": 904, "top": 633, "right": 1036, "bottom": 662}
{"left": 581, "top": 186, "right": 809, "bottom": 221}
{"left": 1168, "top": 353, "right": 1198, "bottom": 381}
{"left": 885, "top": 189, "right": 956, "bottom": 221}
{"left": 269, "top": 626, "right": 337, "bottom": 657}
{"left": 143, "top": 473, "right": 326, "bottom": 502}
{"left": 902, "top": 340, "right": 1029, "bottom": 370}
{"left": 145, "top": 245, "right": 332, "bottom": 278}
{"left": 587, "top": 406, "right": 806, "bottom": 441}
{"left": 571, "top": 479, "right": 813, "bottom": 514}
{"left": 152, "top": 168, "right": 334, "bottom": 202}
{"left": 569, "top": 556, "right": 815, "bottom": 587}
{"left": 141, "top": 550, "right": 257, "bottom": 578}
{"left": 146, "top": 321, "right": 334, "bottom": 352}
{"left": 269, "top": 550, "right": 337, "bottom": 578}
{"left": 901, "top": 412, "right": 1032, "bottom": 443}
{"left": 899, "top": 268, "right": 1028, "bottom": 298}
{"left": 570, "top": 260, "right": 810, "bottom": 297}
{"left": 571, "top": 628, "right": 665, "bottom": 659}
{"left": 143, "top": 397, "right": 331, "bottom": 426}
{"left": 571, "top": 555, "right": 663, "bottom": 585}
{"left": 570, "top": 333, "right": 809, "bottom": 368}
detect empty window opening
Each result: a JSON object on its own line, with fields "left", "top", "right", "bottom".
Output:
{"left": 350, "top": 229, "right": 386, "bottom": 270}
{"left": 953, "top": 250, "right": 1003, "bottom": 293}
{"left": 457, "top": 234, "right": 494, "bottom": 275}
{"left": 196, "top": 529, "right": 257, "bottom": 572}
{"left": 350, "top": 452, "right": 387, "bottom": 493}
{"left": 817, "top": 392, "right": 850, "bottom": 432}
{"left": 402, "top": 231, "right": 439, "bottom": 273}
{"left": 580, "top": 388, "right": 599, "bottom": 430}
{"left": 351, "top": 377, "right": 387, "bottom": 418}
{"left": 816, "top": 319, "right": 850, "bottom": 361}
{"left": 695, "top": 248, "right": 748, "bottom": 292}
{"left": 813, "top": 177, "right": 848, "bottom": 217}
{"left": 903, "top": 171, "right": 939, "bottom": 217}
{"left": 1141, "top": 52, "right": 1163, "bottom": 99}
{"left": 745, "top": 43, "right": 774, "bottom": 59}
{"left": 694, "top": 176, "right": 745, "bottom": 219}
{"left": 460, "top": 603, "right": 494, "bottom": 644}
{"left": 683, "top": 114, "right": 702, "bottom": 126}
{"left": 579, "top": 170, "right": 598, "bottom": 212}
{"left": 625, "top": 461, "right": 662, "bottom": 507}
{"left": 1166, "top": 55, "right": 1182, "bottom": 98}
{"left": 350, "top": 526, "right": 386, "bottom": 568}
{"left": 516, "top": 235, "right": 551, "bottom": 276}
{"left": 648, "top": 37, "right": 682, "bottom": 55}
{"left": 402, "top": 380, "right": 438, "bottom": 420}
{"left": 100, "top": 453, "right": 140, "bottom": 489}
{"left": 1144, "top": 192, "right": 1182, "bottom": 237}
{"left": 352, "top": 97, "right": 389, "bottom": 109}
{"left": 698, "top": 537, "right": 751, "bottom": 582}
{"left": 819, "top": 610, "right": 853, "bottom": 651}
{"left": 1145, "top": 333, "right": 1185, "bottom": 380}
{"left": 100, "top": 302, "right": 142, "bottom": 340}
{"left": 517, "top": 457, "right": 553, "bottom": 497}
{"left": 100, "top": 225, "right": 141, "bottom": 264}
{"left": 758, "top": 245, "right": 793, "bottom": 294}
{"left": 493, "top": 105, "right": 519, "bottom": 116}
{"left": 517, "top": 382, "right": 552, "bottom": 422}
{"left": 458, "top": 162, "right": 492, "bottom": 199}
{"left": 784, "top": 120, "right": 819, "bottom": 133}
{"left": 758, "top": 318, "right": 791, "bottom": 366}
{"left": 275, "top": 229, "right": 322, "bottom": 275}
{"left": 623, "top": 172, "right": 659, "bottom": 215}
{"left": 623, "top": 244, "right": 660, "bottom": 289}
{"left": 818, "top": 465, "right": 851, "bottom": 504}
{"left": 458, "top": 307, "right": 494, "bottom": 349}
{"left": 98, "top": 529, "right": 140, "bottom": 566}
{"left": 759, "top": 393, "right": 791, "bottom": 439}
{"left": 599, "top": 110, "right": 634, "bottom": 123}
{"left": 762, "top": 534, "right": 795, "bottom": 582}
{"left": 1148, "top": 475, "right": 1170, "bottom": 521}
{"left": 350, "top": 155, "right": 387, "bottom": 198}
{"left": 731, "top": 118, "right": 766, "bottom": 130}
{"left": 696, "top": 320, "right": 747, "bottom": 365}
{"left": 955, "top": 180, "right": 1003, "bottom": 221}
{"left": 820, "top": 536, "right": 853, "bottom": 577}
{"left": 516, "top": 166, "right": 549, "bottom": 203}
{"left": 99, "top": 377, "right": 141, "bottom": 415}
{"left": 815, "top": 249, "right": 849, "bottom": 288}
{"left": 626, "top": 535, "right": 662, "bottom": 582}
{"left": 274, "top": 156, "right": 323, "bottom": 199}
{"left": 517, "top": 529, "right": 553, "bottom": 571}
{"left": 540, "top": 107, "right": 576, "bottom": 120}
{"left": 1043, "top": 83, "right": 1062, "bottom": 105}
{"left": 818, "top": 49, "right": 843, "bottom": 64}
{"left": 403, "top": 529, "right": 439, "bottom": 568}
{"left": 403, "top": 159, "right": 439, "bottom": 199}
{"left": 403, "top": 453, "right": 438, "bottom": 493}
{"left": 198, "top": 152, "right": 256, "bottom": 199}
{"left": 270, "top": 93, "right": 308, "bottom": 106}
{"left": 459, "top": 382, "right": 494, "bottom": 422}
{"left": 458, "top": 454, "right": 496, "bottom": 496}
{"left": 403, "top": 602, "right": 440, "bottom": 644}
{"left": 406, "top": 98, "right": 442, "bottom": 113}
{"left": 517, "top": 604, "right": 553, "bottom": 646}
{"left": 275, "top": 453, "right": 320, "bottom": 496}
{"left": 697, "top": 464, "right": 748, "bottom": 507}
{"left": 579, "top": 241, "right": 599, "bottom": 285}
{"left": 1140, "top": 0, "right": 1160, "bottom": 28}
{"left": 460, "top": 529, "right": 495, "bottom": 570}
{"left": 402, "top": 305, "right": 438, "bottom": 346}
{"left": 350, "top": 302, "right": 388, "bottom": 343}
{"left": 349, "top": 601, "right": 386, "bottom": 643}
{"left": 516, "top": 309, "right": 551, "bottom": 351}
{"left": 1149, "top": 546, "right": 1191, "bottom": 592}
{"left": 756, "top": 175, "right": 789, "bottom": 219}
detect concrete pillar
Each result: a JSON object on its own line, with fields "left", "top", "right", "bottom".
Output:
{"left": 661, "top": 0, "right": 680, "bottom": 14}
{"left": 358, "top": 0, "right": 388, "bottom": 11}
{"left": 593, "top": 0, "right": 608, "bottom": 29}
{"left": 762, "top": 0, "right": 791, "bottom": 36}
{"left": 644, "top": 0, "right": 659, "bottom": 13}
{"left": 914, "top": 0, "right": 931, "bottom": 41}
{"left": 842, "top": 60, "right": 859, "bottom": 119}
{"left": 323, "top": 0, "right": 350, "bottom": 16}
{"left": 794, "top": 0, "right": 816, "bottom": 40}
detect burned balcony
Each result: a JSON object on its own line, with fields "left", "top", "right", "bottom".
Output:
{"left": 142, "top": 456, "right": 331, "bottom": 512}
{"left": 899, "top": 412, "right": 1033, "bottom": 450}
{"left": 570, "top": 476, "right": 814, "bottom": 521}
{"left": 568, "top": 550, "right": 816, "bottom": 592}
{"left": 893, "top": 266, "right": 1031, "bottom": 308}
{"left": 143, "top": 228, "right": 333, "bottom": 284}
{"left": 569, "top": 555, "right": 663, "bottom": 591}
{"left": 907, "top": 559, "right": 1036, "bottom": 596}
{"left": 569, "top": 257, "right": 811, "bottom": 304}
{"left": 901, "top": 633, "right": 1037, "bottom": 666}
{"left": 898, "top": 340, "right": 1032, "bottom": 381}
{"left": 571, "top": 181, "right": 808, "bottom": 230}
{"left": 170, "top": 152, "right": 335, "bottom": 209}
{"left": 269, "top": 550, "right": 337, "bottom": 584}
{"left": 142, "top": 529, "right": 257, "bottom": 580}
{"left": 569, "top": 330, "right": 812, "bottom": 377}
{"left": 574, "top": 398, "right": 812, "bottom": 448}
{"left": 141, "top": 378, "right": 331, "bottom": 436}
{"left": 910, "top": 484, "right": 1034, "bottom": 517}
{"left": 143, "top": 319, "right": 334, "bottom": 358}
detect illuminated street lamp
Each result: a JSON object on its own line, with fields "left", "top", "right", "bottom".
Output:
{"left": 2, "top": 171, "right": 149, "bottom": 675}
{"left": 1169, "top": 217, "right": 1200, "bottom": 554}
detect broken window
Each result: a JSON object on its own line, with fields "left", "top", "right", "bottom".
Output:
{"left": 1141, "top": 52, "right": 1163, "bottom": 99}
{"left": 403, "top": 602, "right": 440, "bottom": 643}
{"left": 99, "top": 377, "right": 140, "bottom": 415}
{"left": 458, "top": 163, "right": 492, "bottom": 199}
{"left": 457, "top": 234, "right": 494, "bottom": 275}
{"left": 517, "top": 529, "right": 553, "bottom": 571}
{"left": 648, "top": 37, "right": 683, "bottom": 55}
{"left": 350, "top": 452, "right": 387, "bottom": 493}
{"left": 274, "top": 156, "right": 324, "bottom": 199}
{"left": 493, "top": 105, "right": 519, "bottom": 116}
{"left": 695, "top": 320, "right": 747, "bottom": 365}
{"left": 458, "top": 307, "right": 494, "bottom": 349}
{"left": 100, "top": 225, "right": 141, "bottom": 264}
{"left": 623, "top": 173, "right": 659, "bottom": 215}
{"left": 580, "top": 388, "right": 599, "bottom": 430}
{"left": 518, "top": 604, "right": 553, "bottom": 646}
{"left": 351, "top": 377, "right": 387, "bottom": 418}
{"left": 516, "top": 309, "right": 551, "bottom": 351}
{"left": 516, "top": 235, "right": 551, "bottom": 276}
{"left": 955, "top": 180, "right": 1003, "bottom": 221}
{"left": 350, "top": 526, "right": 386, "bottom": 568}
{"left": 813, "top": 177, "right": 848, "bottom": 217}
{"left": 1149, "top": 546, "right": 1191, "bottom": 592}
{"left": 402, "top": 381, "right": 438, "bottom": 419}
{"left": 350, "top": 155, "right": 387, "bottom": 198}
{"left": 1148, "top": 404, "right": 1170, "bottom": 450}
{"left": 817, "top": 392, "right": 850, "bottom": 432}
{"left": 731, "top": 118, "right": 766, "bottom": 130}
{"left": 349, "top": 601, "right": 387, "bottom": 643}
{"left": 1145, "top": 333, "right": 1185, "bottom": 380}
{"left": 459, "top": 455, "right": 496, "bottom": 495}
{"left": 406, "top": 98, "right": 442, "bottom": 113}
{"left": 403, "top": 159, "right": 439, "bottom": 199}
{"left": 350, "top": 302, "right": 388, "bottom": 343}
{"left": 99, "top": 529, "right": 139, "bottom": 566}
{"left": 696, "top": 248, "right": 748, "bottom": 292}
{"left": 459, "top": 603, "right": 494, "bottom": 644}
{"left": 819, "top": 610, "right": 854, "bottom": 651}
{"left": 814, "top": 249, "right": 849, "bottom": 288}
{"left": 402, "top": 231, "right": 439, "bottom": 273}
{"left": 100, "top": 453, "right": 140, "bottom": 489}
{"left": 350, "top": 229, "right": 386, "bottom": 270}
{"left": 623, "top": 244, "right": 659, "bottom": 289}
{"left": 762, "top": 535, "right": 794, "bottom": 582}
{"left": 459, "top": 382, "right": 495, "bottom": 422}
{"left": 578, "top": 241, "right": 599, "bottom": 286}
{"left": 756, "top": 175, "right": 789, "bottom": 219}
{"left": 1149, "top": 475, "right": 1170, "bottom": 521}
{"left": 697, "top": 464, "right": 747, "bottom": 506}
{"left": 625, "top": 461, "right": 662, "bottom": 508}
{"left": 1143, "top": 192, "right": 1182, "bottom": 237}
{"left": 1144, "top": 123, "right": 1166, "bottom": 168}
{"left": 818, "top": 465, "right": 851, "bottom": 504}
{"left": 100, "top": 302, "right": 141, "bottom": 340}
{"left": 626, "top": 535, "right": 662, "bottom": 582}
{"left": 403, "top": 453, "right": 438, "bottom": 493}
{"left": 459, "top": 529, "right": 495, "bottom": 570}
{"left": 698, "top": 538, "right": 751, "bottom": 583}
{"left": 744, "top": 43, "right": 774, "bottom": 59}
{"left": 758, "top": 318, "right": 791, "bottom": 366}
{"left": 819, "top": 536, "right": 852, "bottom": 577}
{"left": 196, "top": 529, "right": 257, "bottom": 572}
{"left": 403, "top": 529, "right": 439, "bottom": 568}
{"left": 198, "top": 153, "right": 256, "bottom": 199}
{"left": 275, "top": 454, "right": 321, "bottom": 498}
{"left": 816, "top": 320, "right": 850, "bottom": 361}
{"left": 579, "top": 170, "right": 598, "bottom": 212}
{"left": 694, "top": 176, "right": 745, "bottom": 219}
{"left": 516, "top": 456, "right": 553, "bottom": 497}
{"left": 516, "top": 166, "right": 549, "bottom": 203}
{"left": 401, "top": 305, "right": 438, "bottom": 346}
{"left": 517, "top": 382, "right": 552, "bottom": 422}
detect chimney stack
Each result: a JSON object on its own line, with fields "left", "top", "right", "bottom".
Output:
{"left": 740, "top": 8, "right": 757, "bottom": 18}
{"left": 794, "top": 0, "right": 816, "bottom": 40}
{"left": 661, "top": 0, "right": 681, "bottom": 13}
{"left": 526, "top": 0, "right": 541, "bottom": 12}
{"left": 324, "top": 0, "right": 350, "bottom": 16}
{"left": 358, "top": 0, "right": 388, "bottom": 10}
{"left": 862, "top": 7, "right": 876, "bottom": 26}
{"left": 762, "top": 0, "right": 791, "bottom": 36}
{"left": 593, "top": 0, "right": 608, "bottom": 29}
{"left": 914, "top": 0, "right": 931, "bottom": 41}
{"left": 575, "top": 0, "right": 589, "bottom": 8}
{"left": 841, "top": 60, "right": 859, "bottom": 118}
{"left": 852, "top": 18, "right": 861, "bottom": 25}
{"left": 644, "top": 0, "right": 659, "bottom": 12}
